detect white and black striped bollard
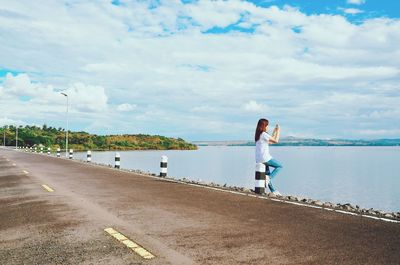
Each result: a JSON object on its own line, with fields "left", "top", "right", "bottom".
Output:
{"left": 69, "top": 149, "right": 73, "bottom": 159}
{"left": 160, "top": 155, "right": 168, "bottom": 177}
{"left": 47, "top": 147, "right": 51, "bottom": 155}
{"left": 57, "top": 148, "right": 60, "bottom": 157}
{"left": 255, "top": 163, "right": 269, "bottom": 194}
{"left": 34, "top": 147, "right": 37, "bottom": 153}
{"left": 87, "top": 150, "right": 91, "bottom": 162}
{"left": 114, "top": 153, "right": 120, "bottom": 169}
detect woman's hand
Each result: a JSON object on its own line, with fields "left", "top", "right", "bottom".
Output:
{"left": 270, "top": 124, "right": 281, "bottom": 144}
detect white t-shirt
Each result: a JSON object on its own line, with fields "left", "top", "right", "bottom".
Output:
{"left": 255, "top": 132, "right": 272, "bottom": 163}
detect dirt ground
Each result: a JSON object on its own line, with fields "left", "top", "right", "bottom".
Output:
{"left": 1, "top": 148, "right": 399, "bottom": 265}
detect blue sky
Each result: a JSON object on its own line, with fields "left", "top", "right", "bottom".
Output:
{"left": 251, "top": 0, "right": 400, "bottom": 18}
{"left": 1, "top": 0, "right": 400, "bottom": 140}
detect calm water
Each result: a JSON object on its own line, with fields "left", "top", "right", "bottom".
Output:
{"left": 75, "top": 146, "right": 400, "bottom": 212}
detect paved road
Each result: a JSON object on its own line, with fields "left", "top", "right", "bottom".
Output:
{"left": 1, "top": 148, "right": 399, "bottom": 265}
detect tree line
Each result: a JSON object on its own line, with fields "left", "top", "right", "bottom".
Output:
{"left": 0, "top": 125, "right": 197, "bottom": 151}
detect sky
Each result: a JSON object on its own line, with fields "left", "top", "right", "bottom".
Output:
{"left": 0, "top": 0, "right": 399, "bottom": 141}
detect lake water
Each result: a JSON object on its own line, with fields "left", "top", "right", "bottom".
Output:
{"left": 75, "top": 146, "right": 400, "bottom": 212}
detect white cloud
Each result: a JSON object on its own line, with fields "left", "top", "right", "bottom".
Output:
{"left": 347, "top": 0, "right": 366, "bottom": 5}
{"left": 341, "top": 8, "right": 364, "bottom": 15}
{"left": 185, "top": 0, "right": 254, "bottom": 30}
{"left": 242, "top": 100, "right": 266, "bottom": 113}
{"left": 1, "top": 73, "right": 109, "bottom": 117}
{"left": 0, "top": 1, "right": 399, "bottom": 139}
{"left": 117, "top": 103, "right": 136, "bottom": 112}
{"left": 191, "top": 105, "right": 219, "bottom": 113}
{"left": 0, "top": 117, "right": 25, "bottom": 127}
{"left": 61, "top": 83, "right": 108, "bottom": 112}
{"left": 2, "top": 73, "right": 46, "bottom": 97}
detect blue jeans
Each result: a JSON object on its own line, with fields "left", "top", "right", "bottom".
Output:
{"left": 264, "top": 159, "right": 283, "bottom": 192}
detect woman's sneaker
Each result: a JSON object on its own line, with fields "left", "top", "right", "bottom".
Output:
{"left": 265, "top": 175, "right": 270, "bottom": 188}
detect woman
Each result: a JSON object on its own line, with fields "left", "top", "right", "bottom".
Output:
{"left": 255, "top": 118, "right": 283, "bottom": 196}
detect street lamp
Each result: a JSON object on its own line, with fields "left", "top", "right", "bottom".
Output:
{"left": 61, "top": 92, "right": 69, "bottom": 157}
{"left": 15, "top": 126, "right": 18, "bottom": 149}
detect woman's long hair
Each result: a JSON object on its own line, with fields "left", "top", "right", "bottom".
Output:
{"left": 255, "top": 118, "right": 269, "bottom": 142}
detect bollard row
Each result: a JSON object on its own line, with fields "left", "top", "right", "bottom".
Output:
{"left": 28, "top": 149, "right": 170, "bottom": 181}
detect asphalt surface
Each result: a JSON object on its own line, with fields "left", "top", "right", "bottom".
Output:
{"left": 1, "top": 148, "right": 399, "bottom": 265}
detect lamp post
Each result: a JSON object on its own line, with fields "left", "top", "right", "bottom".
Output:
{"left": 15, "top": 126, "right": 18, "bottom": 149}
{"left": 61, "top": 92, "right": 69, "bottom": 158}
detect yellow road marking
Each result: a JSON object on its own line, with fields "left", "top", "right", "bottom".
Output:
{"left": 133, "top": 247, "right": 154, "bottom": 259}
{"left": 104, "top": 228, "right": 118, "bottom": 234}
{"left": 122, "top": 239, "right": 139, "bottom": 248}
{"left": 42, "top": 184, "right": 54, "bottom": 192}
{"left": 104, "top": 228, "right": 155, "bottom": 260}
{"left": 23, "top": 170, "right": 29, "bottom": 174}
{"left": 113, "top": 233, "right": 128, "bottom": 241}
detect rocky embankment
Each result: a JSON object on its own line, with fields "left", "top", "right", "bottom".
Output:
{"left": 85, "top": 160, "right": 400, "bottom": 222}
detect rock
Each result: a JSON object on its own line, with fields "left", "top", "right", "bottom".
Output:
{"left": 313, "top": 200, "right": 323, "bottom": 206}
{"left": 344, "top": 205, "right": 353, "bottom": 211}
{"left": 375, "top": 210, "right": 384, "bottom": 216}
{"left": 267, "top": 192, "right": 277, "bottom": 198}
{"left": 243, "top": 188, "right": 251, "bottom": 193}
{"left": 384, "top": 213, "right": 393, "bottom": 219}
{"left": 301, "top": 198, "right": 308, "bottom": 203}
{"left": 342, "top": 203, "right": 355, "bottom": 210}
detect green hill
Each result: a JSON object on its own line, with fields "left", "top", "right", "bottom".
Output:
{"left": 0, "top": 125, "right": 197, "bottom": 151}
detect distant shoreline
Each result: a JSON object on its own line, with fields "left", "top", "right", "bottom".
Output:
{"left": 192, "top": 138, "right": 400, "bottom": 147}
